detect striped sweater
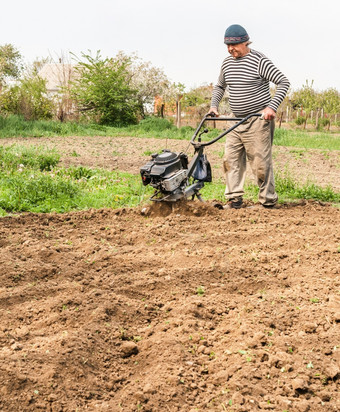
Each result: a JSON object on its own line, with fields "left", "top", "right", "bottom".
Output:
{"left": 211, "top": 49, "right": 290, "bottom": 116}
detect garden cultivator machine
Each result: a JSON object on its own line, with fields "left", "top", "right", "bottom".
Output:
{"left": 140, "top": 113, "right": 262, "bottom": 202}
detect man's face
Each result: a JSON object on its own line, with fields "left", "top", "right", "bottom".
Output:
{"left": 227, "top": 42, "right": 249, "bottom": 59}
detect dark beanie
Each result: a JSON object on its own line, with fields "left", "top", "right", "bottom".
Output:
{"left": 224, "top": 24, "right": 249, "bottom": 44}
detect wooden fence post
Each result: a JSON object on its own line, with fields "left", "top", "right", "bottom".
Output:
{"left": 279, "top": 112, "right": 283, "bottom": 128}
{"left": 176, "top": 100, "right": 181, "bottom": 128}
{"left": 315, "top": 109, "right": 319, "bottom": 129}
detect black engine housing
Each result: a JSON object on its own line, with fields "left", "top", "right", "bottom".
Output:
{"left": 140, "top": 150, "right": 188, "bottom": 191}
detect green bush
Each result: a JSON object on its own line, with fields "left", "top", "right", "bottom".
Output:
{"left": 0, "top": 76, "right": 53, "bottom": 120}
{"left": 136, "top": 116, "right": 175, "bottom": 132}
{"left": 70, "top": 51, "right": 141, "bottom": 126}
{"left": 295, "top": 116, "right": 306, "bottom": 125}
{"left": 0, "top": 44, "right": 23, "bottom": 84}
{"left": 317, "top": 117, "right": 331, "bottom": 130}
{"left": 62, "top": 166, "right": 95, "bottom": 180}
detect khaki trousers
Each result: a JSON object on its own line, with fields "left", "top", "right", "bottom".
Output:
{"left": 223, "top": 116, "right": 278, "bottom": 206}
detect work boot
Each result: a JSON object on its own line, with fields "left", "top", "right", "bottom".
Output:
{"left": 248, "top": 203, "right": 279, "bottom": 210}
{"left": 262, "top": 203, "right": 279, "bottom": 209}
{"left": 223, "top": 197, "right": 243, "bottom": 209}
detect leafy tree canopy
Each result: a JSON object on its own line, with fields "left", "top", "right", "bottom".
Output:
{"left": 70, "top": 51, "right": 141, "bottom": 125}
{"left": 0, "top": 44, "right": 23, "bottom": 85}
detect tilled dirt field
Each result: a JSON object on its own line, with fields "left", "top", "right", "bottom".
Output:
{"left": 0, "top": 135, "right": 339, "bottom": 412}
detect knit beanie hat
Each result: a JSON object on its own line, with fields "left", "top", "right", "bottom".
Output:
{"left": 224, "top": 24, "right": 250, "bottom": 44}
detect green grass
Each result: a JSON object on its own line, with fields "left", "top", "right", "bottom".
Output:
{"left": 1, "top": 166, "right": 338, "bottom": 216}
{"left": 274, "top": 128, "right": 340, "bottom": 150}
{"left": 0, "top": 115, "right": 196, "bottom": 140}
{"left": 0, "top": 144, "right": 153, "bottom": 215}
{"left": 0, "top": 170, "right": 79, "bottom": 213}
{"left": 200, "top": 170, "right": 340, "bottom": 205}
{"left": 0, "top": 144, "right": 60, "bottom": 171}
{"left": 0, "top": 115, "right": 121, "bottom": 138}
{"left": 0, "top": 143, "right": 339, "bottom": 216}
{"left": 275, "top": 173, "right": 339, "bottom": 203}
{"left": 1, "top": 115, "right": 339, "bottom": 151}
{"left": 0, "top": 167, "right": 152, "bottom": 215}
{"left": 0, "top": 115, "right": 229, "bottom": 142}
{"left": 1, "top": 115, "right": 339, "bottom": 150}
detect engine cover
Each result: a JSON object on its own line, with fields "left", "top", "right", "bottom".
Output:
{"left": 140, "top": 150, "right": 188, "bottom": 192}
{"left": 162, "top": 169, "right": 187, "bottom": 192}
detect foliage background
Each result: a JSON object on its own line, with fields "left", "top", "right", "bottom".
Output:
{"left": 0, "top": 44, "right": 339, "bottom": 129}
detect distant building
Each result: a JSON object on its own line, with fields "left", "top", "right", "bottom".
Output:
{"left": 38, "top": 63, "right": 77, "bottom": 121}
{"left": 38, "top": 63, "right": 75, "bottom": 95}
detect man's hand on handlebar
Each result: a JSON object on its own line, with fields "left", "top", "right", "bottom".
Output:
{"left": 261, "top": 107, "right": 276, "bottom": 120}
{"left": 208, "top": 107, "right": 219, "bottom": 117}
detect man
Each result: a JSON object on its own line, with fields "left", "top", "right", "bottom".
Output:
{"left": 209, "top": 24, "right": 290, "bottom": 209}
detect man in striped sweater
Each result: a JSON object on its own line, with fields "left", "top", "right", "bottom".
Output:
{"left": 209, "top": 24, "right": 290, "bottom": 209}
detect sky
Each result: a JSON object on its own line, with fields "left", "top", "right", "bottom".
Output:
{"left": 1, "top": 0, "right": 339, "bottom": 92}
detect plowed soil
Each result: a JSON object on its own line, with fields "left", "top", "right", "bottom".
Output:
{"left": 0, "top": 135, "right": 339, "bottom": 412}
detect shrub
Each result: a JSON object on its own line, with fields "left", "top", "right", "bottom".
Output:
{"left": 70, "top": 51, "right": 141, "bottom": 126}
{"left": 317, "top": 117, "right": 331, "bottom": 130}
{"left": 64, "top": 166, "right": 95, "bottom": 180}
{"left": 295, "top": 116, "right": 306, "bottom": 126}
{"left": 0, "top": 44, "right": 23, "bottom": 85}
{"left": 137, "top": 116, "right": 175, "bottom": 132}
{"left": 0, "top": 76, "right": 53, "bottom": 120}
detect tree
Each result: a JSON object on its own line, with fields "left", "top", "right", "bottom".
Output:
{"left": 0, "top": 74, "right": 54, "bottom": 120}
{"left": 114, "top": 51, "right": 184, "bottom": 118}
{"left": 182, "top": 84, "right": 211, "bottom": 117}
{"left": 291, "top": 80, "right": 319, "bottom": 129}
{"left": 319, "top": 88, "right": 340, "bottom": 130}
{"left": 0, "top": 44, "right": 23, "bottom": 88}
{"left": 115, "top": 51, "right": 164, "bottom": 114}
{"left": 181, "top": 84, "right": 230, "bottom": 118}
{"left": 0, "top": 48, "right": 54, "bottom": 120}
{"left": 70, "top": 51, "right": 140, "bottom": 125}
